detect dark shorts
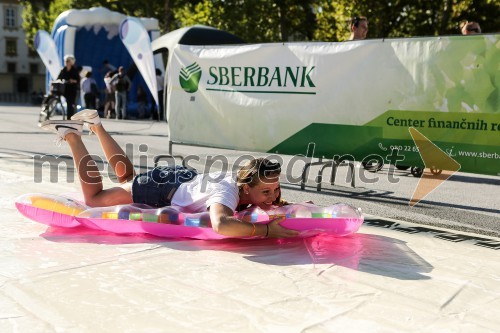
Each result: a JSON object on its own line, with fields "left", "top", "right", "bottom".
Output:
{"left": 131, "top": 166, "right": 197, "bottom": 208}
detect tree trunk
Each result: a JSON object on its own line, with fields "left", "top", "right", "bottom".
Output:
{"left": 278, "top": 0, "right": 289, "bottom": 41}
{"left": 164, "top": 0, "right": 171, "bottom": 32}
{"left": 439, "top": 0, "right": 453, "bottom": 35}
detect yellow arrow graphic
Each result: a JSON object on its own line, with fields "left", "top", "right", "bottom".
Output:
{"left": 409, "top": 127, "right": 461, "bottom": 207}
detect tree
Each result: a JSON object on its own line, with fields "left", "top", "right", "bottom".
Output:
{"left": 173, "top": 0, "right": 316, "bottom": 42}
{"left": 311, "top": 0, "right": 499, "bottom": 40}
{"left": 21, "top": 0, "right": 499, "bottom": 49}
{"left": 21, "top": 0, "right": 74, "bottom": 50}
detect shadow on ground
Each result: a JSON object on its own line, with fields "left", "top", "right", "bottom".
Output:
{"left": 41, "top": 227, "right": 432, "bottom": 281}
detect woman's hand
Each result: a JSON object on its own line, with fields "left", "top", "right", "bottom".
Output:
{"left": 210, "top": 203, "right": 299, "bottom": 238}
{"left": 266, "top": 216, "right": 299, "bottom": 238}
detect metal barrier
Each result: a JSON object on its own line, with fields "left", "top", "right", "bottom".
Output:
{"left": 0, "top": 93, "right": 32, "bottom": 104}
{"left": 300, "top": 158, "right": 356, "bottom": 191}
{"left": 167, "top": 140, "right": 356, "bottom": 191}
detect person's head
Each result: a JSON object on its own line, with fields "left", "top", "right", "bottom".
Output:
{"left": 85, "top": 71, "right": 92, "bottom": 78}
{"left": 237, "top": 158, "right": 282, "bottom": 210}
{"left": 118, "top": 66, "right": 124, "bottom": 74}
{"left": 349, "top": 16, "right": 368, "bottom": 40}
{"left": 64, "top": 54, "right": 75, "bottom": 69}
{"left": 460, "top": 20, "right": 481, "bottom": 35}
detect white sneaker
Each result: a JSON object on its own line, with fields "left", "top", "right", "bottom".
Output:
{"left": 71, "top": 109, "right": 101, "bottom": 127}
{"left": 40, "top": 120, "right": 83, "bottom": 145}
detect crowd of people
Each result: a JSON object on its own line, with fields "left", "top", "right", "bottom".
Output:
{"left": 55, "top": 58, "right": 164, "bottom": 121}
{"left": 347, "top": 16, "right": 482, "bottom": 41}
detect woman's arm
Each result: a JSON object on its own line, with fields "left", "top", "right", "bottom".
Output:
{"left": 209, "top": 203, "right": 299, "bottom": 238}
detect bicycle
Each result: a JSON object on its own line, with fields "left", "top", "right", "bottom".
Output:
{"left": 38, "top": 80, "right": 67, "bottom": 124}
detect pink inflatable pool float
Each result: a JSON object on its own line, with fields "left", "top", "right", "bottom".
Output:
{"left": 15, "top": 193, "right": 364, "bottom": 240}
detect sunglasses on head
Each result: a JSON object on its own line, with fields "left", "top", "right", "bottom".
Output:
{"left": 244, "top": 160, "right": 281, "bottom": 180}
{"left": 255, "top": 161, "right": 281, "bottom": 174}
{"left": 352, "top": 17, "right": 367, "bottom": 27}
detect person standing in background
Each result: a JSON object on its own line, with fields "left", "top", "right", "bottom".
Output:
{"left": 57, "top": 55, "right": 80, "bottom": 119}
{"left": 155, "top": 68, "right": 165, "bottom": 121}
{"left": 110, "top": 66, "right": 131, "bottom": 120}
{"left": 103, "top": 71, "right": 116, "bottom": 119}
{"left": 460, "top": 20, "right": 481, "bottom": 35}
{"left": 102, "top": 60, "right": 117, "bottom": 73}
{"left": 348, "top": 16, "right": 369, "bottom": 41}
{"left": 80, "top": 71, "right": 98, "bottom": 110}
{"left": 136, "top": 85, "right": 148, "bottom": 119}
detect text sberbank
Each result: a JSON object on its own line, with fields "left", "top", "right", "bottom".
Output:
{"left": 206, "top": 66, "right": 316, "bottom": 87}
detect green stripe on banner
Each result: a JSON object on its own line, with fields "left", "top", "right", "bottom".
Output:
{"left": 206, "top": 88, "right": 316, "bottom": 95}
{"left": 268, "top": 111, "right": 500, "bottom": 175}
{"left": 269, "top": 123, "right": 385, "bottom": 159}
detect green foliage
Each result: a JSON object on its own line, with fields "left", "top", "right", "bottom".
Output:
{"left": 21, "top": 0, "right": 500, "bottom": 48}
{"left": 20, "top": 2, "right": 38, "bottom": 50}
{"left": 21, "top": 0, "right": 74, "bottom": 50}
{"left": 21, "top": 1, "right": 48, "bottom": 50}
{"left": 313, "top": 1, "right": 353, "bottom": 41}
{"left": 173, "top": 0, "right": 317, "bottom": 42}
{"left": 47, "top": 0, "right": 74, "bottom": 24}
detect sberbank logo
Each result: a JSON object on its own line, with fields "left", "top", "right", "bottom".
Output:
{"left": 180, "top": 64, "right": 317, "bottom": 95}
{"left": 179, "top": 63, "right": 202, "bottom": 93}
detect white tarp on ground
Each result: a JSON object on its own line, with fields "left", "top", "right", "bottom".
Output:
{"left": 1, "top": 162, "right": 499, "bottom": 332}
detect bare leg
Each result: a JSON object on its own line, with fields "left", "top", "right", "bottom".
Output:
{"left": 89, "top": 123, "right": 135, "bottom": 183}
{"left": 104, "top": 101, "right": 110, "bottom": 118}
{"left": 65, "top": 133, "right": 133, "bottom": 207}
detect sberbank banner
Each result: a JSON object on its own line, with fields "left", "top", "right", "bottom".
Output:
{"left": 167, "top": 35, "right": 499, "bottom": 176}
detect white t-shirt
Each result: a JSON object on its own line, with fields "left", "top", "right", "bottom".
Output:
{"left": 104, "top": 77, "right": 113, "bottom": 93}
{"left": 171, "top": 172, "right": 239, "bottom": 213}
{"left": 80, "top": 77, "right": 96, "bottom": 94}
